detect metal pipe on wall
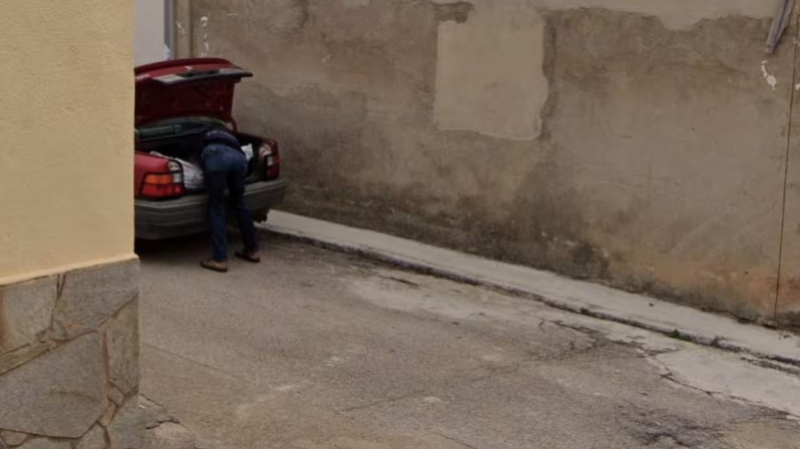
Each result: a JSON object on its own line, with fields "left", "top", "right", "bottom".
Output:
{"left": 766, "top": 0, "right": 795, "bottom": 54}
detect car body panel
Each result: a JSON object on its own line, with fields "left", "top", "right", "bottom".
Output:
{"left": 135, "top": 179, "right": 287, "bottom": 240}
{"left": 134, "top": 151, "right": 174, "bottom": 199}
{"left": 135, "top": 58, "right": 252, "bottom": 126}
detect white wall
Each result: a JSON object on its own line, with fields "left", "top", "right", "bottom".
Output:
{"left": 135, "top": 0, "right": 166, "bottom": 65}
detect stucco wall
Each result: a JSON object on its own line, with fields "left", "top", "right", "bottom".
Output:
{"left": 0, "top": 0, "right": 136, "bottom": 284}
{"left": 179, "top": 0, "right": 799, "bottom": 322}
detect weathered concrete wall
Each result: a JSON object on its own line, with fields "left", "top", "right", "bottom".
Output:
{"left": 180, "top": 0, "right": 800, "bottom": 322}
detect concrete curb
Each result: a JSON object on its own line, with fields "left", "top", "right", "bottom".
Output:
{"left": 259, "top": 212, "right": 800, "bottom": 368}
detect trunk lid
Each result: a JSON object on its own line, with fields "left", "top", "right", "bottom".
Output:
{"left": 135, "top": 58, "right": 252, "bottom": 126}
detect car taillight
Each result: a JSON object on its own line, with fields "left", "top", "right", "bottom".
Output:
{"left": 259, "top": 141, "right": 280, "bottom": 180}
{"left": 140, "top": 161, "right": 185, "bottom": 199}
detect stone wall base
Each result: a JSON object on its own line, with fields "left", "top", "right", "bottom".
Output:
{"left": 0, "top": 259, "right": 141, "bottom": 449}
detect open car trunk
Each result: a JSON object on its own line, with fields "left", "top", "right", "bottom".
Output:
{"left": 135, "top": 58, "right": 263, "bottom": 186}
{"left": 136, "top": 119, "right": 264, "bottom": 183}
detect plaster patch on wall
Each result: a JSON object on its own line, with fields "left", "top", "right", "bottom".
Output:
{"left": 343, "top": 0, "right": 372, "bottom": 8}
{"left": 433, "top": 1, "right": 475, "bottom": 23}
{"left": 433, "top": 1, "right": 548, "bottom": 141}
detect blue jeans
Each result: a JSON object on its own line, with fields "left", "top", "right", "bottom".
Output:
{"left": 201, "top": 144, "right": 258, "bottom": 262}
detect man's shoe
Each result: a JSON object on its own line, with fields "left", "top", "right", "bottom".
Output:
{"left": 200, "top": 259, "right": 229, "bottom": 273}
{"left": 235, "top": 250, "right": 261, "bottom": 264}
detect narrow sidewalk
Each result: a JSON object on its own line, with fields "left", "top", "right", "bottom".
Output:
{"left": 260, "top": 211, "right": 800, "bottom": 367}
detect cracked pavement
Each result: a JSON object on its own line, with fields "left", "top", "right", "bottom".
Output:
{"left": 138, "top": 236, "right": 800, "bottom": 449}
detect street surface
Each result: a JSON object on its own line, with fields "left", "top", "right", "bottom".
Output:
{"left": 138, "top": 234, "right": 800, "bottom": 449}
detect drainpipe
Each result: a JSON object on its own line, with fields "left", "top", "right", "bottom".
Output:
{"left": 766, "top": 0, "right": 795, "bottom": 54}
{"left": 165, "top": 0, "right": 177, "bottom": 59}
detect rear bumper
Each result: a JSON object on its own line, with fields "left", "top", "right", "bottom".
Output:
{"left": 135, "top": 179, "right": 287, "bottom": 240}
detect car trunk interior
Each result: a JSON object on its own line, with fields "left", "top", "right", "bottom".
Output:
{"left": 137, "top": 120, "right": 263, "bottom": 181}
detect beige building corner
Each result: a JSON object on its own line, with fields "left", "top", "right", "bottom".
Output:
{"left": 178, "top": 0, "right": 800, "bottom": 325}
{"left": 0, "top": 1, "right": 141, "bottom": 448}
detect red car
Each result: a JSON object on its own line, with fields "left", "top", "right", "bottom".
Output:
{"left": 133, "top": 58, "right": 286, "bottom": 240}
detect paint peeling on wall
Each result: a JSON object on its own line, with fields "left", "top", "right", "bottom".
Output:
{"left": 761, "top": 60, "right": 779, "bottom": 90}
{"left": 199, "top": 15, "right": 210, "bottom": 57}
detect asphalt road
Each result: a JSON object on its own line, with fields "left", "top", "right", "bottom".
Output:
{"left": 137, "top": 234, "right": 799, "bottom": 449}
